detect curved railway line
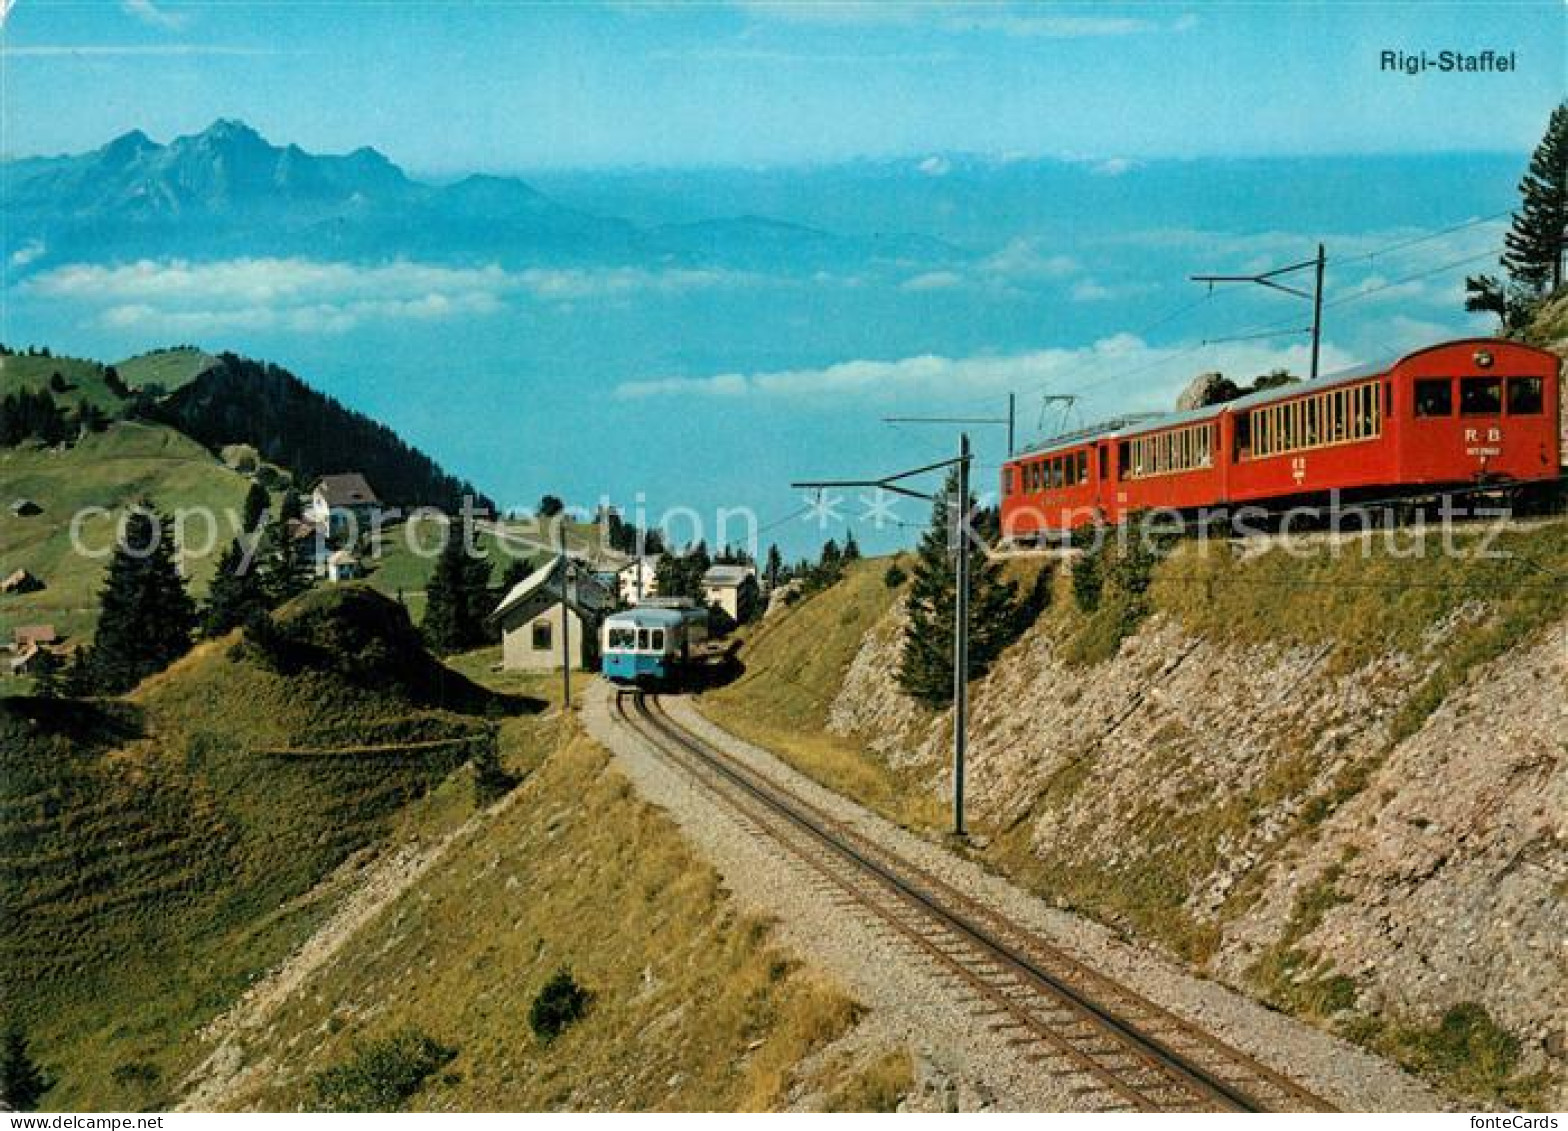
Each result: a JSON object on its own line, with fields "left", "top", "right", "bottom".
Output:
{"left": 613, "top": 690, "right": 1336, "bottom": 1113}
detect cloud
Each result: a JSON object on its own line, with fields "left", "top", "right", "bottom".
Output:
{"left": 23, "top": 257, "right": 760, "bottom": 336}
{"left": 901, "top": 270, "right": 963, "bottom": 292}
{"left": 1070, "top": 279, "right": 1115, "bottom": 302}
{"left": 9, "top": 240, "right": 46, "bottom": 269}
{"left": 917, "top": 155, "right": 952, "bottom": 177}
{"left": 122, "top": 0, "right": 185, "bottom": 30}
{"left": 1092, "top": 157, "right": 1136, "bottom": 177}
{"left": 978, "top": 240, "right": 1077, "bottom": 280}
{"left": 615, "top": 334, "right": 1358, "bottom": 410}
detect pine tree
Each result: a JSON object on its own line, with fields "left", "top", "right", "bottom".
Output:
{"left": 1503, "top": 101, "right": 1567, "bottom": 294}
{"left": 422, "top": 528, "right": 493, "bottom": 653}
{"left": 203, "top": 538, "right": 269, "bottom": 637}
{"left": 255, "top": 520, "right": 311, "bottom": 606}
{"left": 896, "top": 472, "right": 1022, "bottom": 708}
{"left": 278, "top": 487, "right": 303, "bottom": 525}
{"left": 842, "top": 529, "right": 861, "bottom": 562}
{"left": 241, "top": 480, "right": 270, "bottom": 532}
{"left": 63, "top": 646, "right": 96, "bottom": 697}
{"left": 0, "top": 1024, "right": 51, "bottom": 1111}
{"left": 88, "top": 504, "right": 196, "bottom": 694}
{"left": 765, "top": 543, "right": 783, "bottom": 589}
{"left": 29, "top": 650, "right": 63, "bottom": 698}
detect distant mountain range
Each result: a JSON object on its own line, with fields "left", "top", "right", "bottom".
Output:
{"left": 1, "top": 120, "right": 954, "bottom": 271}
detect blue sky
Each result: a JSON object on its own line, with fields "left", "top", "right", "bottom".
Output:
{"left": 2, "top": 1, "right": 1562, "bottom": 170}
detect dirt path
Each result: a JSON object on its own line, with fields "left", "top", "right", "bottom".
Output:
{"left": 584, "top": 682, "right": 1444, "bottom": 1112}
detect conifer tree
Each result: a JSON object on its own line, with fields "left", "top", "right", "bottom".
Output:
{"left": 203, "top": 538, "right": 270, "bottom": 637}
{"left": 255, "top": 519, "right": 311, "bottom": 606}
{"left": 88, "top": 504, "right": 196, "bottom": 694}
{"left": 422, "top": 527, "right": 493, "bottom": 653}
{"left": 896, "top": 472, "right": 1023, "bottom": 708}
{"left": 278, "top": 487, "right": 303, "bottom": 525}
{"left": 0, "top": 1024, "right": 51, "bottom": 1111}
{"left": 1503, "top": 101, "right": 1567, "bottom": 294}
{"left": 842, "top": 529, "right": 861, "bottom": 562}
{"left": 765, "top": 543, "right": 783, "bottom": 589}
{"left": 241, "top": 480, "right": 270, "bottom": 532}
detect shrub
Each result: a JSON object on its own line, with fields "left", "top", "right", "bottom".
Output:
{"left": 529, "top": 968, "right": 591, "bottom": 1045}
{"left": 310, "top": 1028, "right": 456, "bottom": 1112}
{"left": 882, "top": 562, "right": 907, "bottom": 589}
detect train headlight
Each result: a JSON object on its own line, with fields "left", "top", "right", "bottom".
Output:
{"left": 1474, "top": 350, "right": 1493, "bottom": 368}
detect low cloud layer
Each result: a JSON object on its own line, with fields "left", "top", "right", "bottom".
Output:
{"left": 615, "top": 333, "right": 1362, "bottom": 413}
{"left": 23, "top": 257, "right": 761, "bottom": 335}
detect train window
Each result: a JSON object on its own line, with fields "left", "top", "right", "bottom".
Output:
{"left": 651, "top": 629, "right": 666, "bottom": 651}
{"left": 1077, "top": 451, "right": 1089, "bottom": 484}
{"left": 1414, "top": 379, "right": 1452, "bottom": 417}
{"left": 533, "top": 622, "right": 552, "bottom": 651}
{"left": 1235, "top": 412, "right": 1251, "bottom": 458}
{"left": 1460, "top": 376, "right": 1502, "bottom": 415}
{"left": 1003, "top": 468, "right": 1014, "bottom": 496}
{"left": 608, "top": 627, "right": 635, "bottom": 650}
{"left": 637, "top": 628, "right": 651, "bottom": 649}
{"left": 1506, "top": 377, "right": 1544, "bottom": 414}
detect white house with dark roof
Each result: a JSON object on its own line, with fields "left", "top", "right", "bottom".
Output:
{"left": 308, "top": 473, "right": 381, "bottom": 537}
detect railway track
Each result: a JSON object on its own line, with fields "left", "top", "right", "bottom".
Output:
{"left": 613, "top": 690, "right": 1335, "bottom": 1113}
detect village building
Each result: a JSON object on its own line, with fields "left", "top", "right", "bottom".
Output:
{"left": 0, "top": 569, "right": 44, "bottom": 595}
{"left": 614, "top": 555, "right": 664, "bottom": 605}
{"left": 307, "top": 473, "right": 382, "bottom": 538}
{"left": 702, "top": 564, "right": 759, "bottom": 624}
{"left": 325, "top": 549, "right": 361, "bottom": 583}
{"left": 13, "top": 624, "right": 59, "bottom": 650}
{"left": 490, "top": 557, "right": 613, "bottom": 671}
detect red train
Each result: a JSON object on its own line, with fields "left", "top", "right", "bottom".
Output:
{"left": 1000, "top": 338, "right": 1564, "bottom": 540}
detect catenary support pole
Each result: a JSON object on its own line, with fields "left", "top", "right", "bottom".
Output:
{"left": 952, "top": 432, "right": 970, "bottom": 837}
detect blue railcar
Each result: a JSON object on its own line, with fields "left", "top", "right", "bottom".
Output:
{"left": 601, "top": 601, "right": 710, "bottom": 686}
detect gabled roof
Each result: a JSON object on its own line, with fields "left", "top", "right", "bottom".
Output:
{"left": 703, "top": 564, "right": 755, "bottom": 587}
{"left": 490, "top": 557, "right": 613, "bottom": 623}
{"left": 13, "top": 624, "right": 57, "bottom": 646}
{"left": 313, "top": 472, "right": 379, "bottom": 507}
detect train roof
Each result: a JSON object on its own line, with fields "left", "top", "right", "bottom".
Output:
{"left": 604, "top": 605, "right": 704, "bottom": 628}
{"left": 1010, "top": 338, "right": 1535, "bottom": 460}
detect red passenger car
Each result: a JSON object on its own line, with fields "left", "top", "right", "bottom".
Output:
{"left": 1000, "top": 338, "right": 1563, "bottom": 541}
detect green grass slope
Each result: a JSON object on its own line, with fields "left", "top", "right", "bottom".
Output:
{"left": 0, "top": 421, "right": 254, "bottom": 644}
{"left": 0, "top": 352, "right": 126, "bottom": 415}
{"left": 114, "top": 348, "right": 219, "bottom": 394}
{"left": 0, "top": 587, "right": 527, "bottom": 1110}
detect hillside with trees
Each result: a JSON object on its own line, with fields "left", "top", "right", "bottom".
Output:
{"left": 155, "top": 354, "right": 493, "bottom": 514}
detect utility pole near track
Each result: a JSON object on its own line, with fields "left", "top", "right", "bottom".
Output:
{"left": 793, "top": 433, "right": 975, "bottom": 837}
{"left": 557, "top": 525, "right": 571, "bottom": 709}
{"left": 1192, "top": 243, "right": 1327, "bottom": 378}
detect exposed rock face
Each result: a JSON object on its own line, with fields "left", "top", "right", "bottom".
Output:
{"left": 826, "top": 600, "right": 1568, "bottom": 1096}
{"left": 1175, "top": 371, "right": 1235, "bottom": 411}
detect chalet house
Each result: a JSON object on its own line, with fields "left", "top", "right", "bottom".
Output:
{"left": 308, "top": 473, "right": 381, "bottom": 538}
{"left": 0, "top": 569, "right": 44, "bottom": 595}
{"left": 614, "top": 555, "right": 665, "bottom": 606}
{"left": 325, "top": 549, "right": 361, "bottom": 583}
{"left": 702, "top": 564, "right": 759, "bottom": 624}
{"left": 13, "top": 625, "right": 59, "bottom": 650}
{"left": 490, "top": 557, "right": 613, "bottom": 672}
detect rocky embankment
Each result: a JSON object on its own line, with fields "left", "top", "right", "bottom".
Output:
{"left": 828, "top": 590, "right": 1566, "bottom": 1105}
